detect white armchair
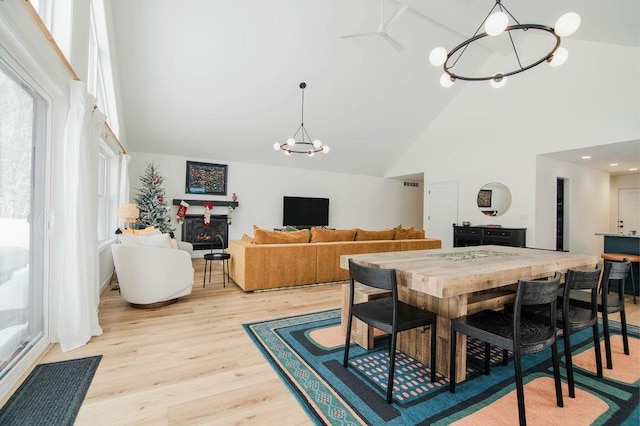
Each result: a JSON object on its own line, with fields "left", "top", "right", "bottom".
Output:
{"left": 112, "top": 244, "right": 194, "bottom": 308}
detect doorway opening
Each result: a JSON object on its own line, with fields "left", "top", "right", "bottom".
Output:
{"left": 556, "top": 178, "right": 569, "bottom": 251}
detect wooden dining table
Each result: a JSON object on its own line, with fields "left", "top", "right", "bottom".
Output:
{"left": 340, "top": 245, "right": 599, "bottom": 382}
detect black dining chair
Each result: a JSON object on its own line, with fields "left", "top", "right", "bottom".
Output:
{"left": 570, "top": 260, "right": 631, "bottom": 369}
{"left": 524, "top": 267, "right": 603, "bottom": 398}
{"left": 449, "top": 272, "right": 564, "bottom": 426}
{"left": 342, "top": 258, "right": 438, "bottom": 403}
{"left": 203, "top": 235, "right": 231, "bottom": 288}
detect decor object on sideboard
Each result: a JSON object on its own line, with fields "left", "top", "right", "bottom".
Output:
{"left": 133, "top": 162, "right": 174, "bottom": 233}
{"left": 185, "top": 161, "right": 227, "bottom": 195}
{"left": 273, "top": 82, "right": 329, "bottom": 157}
{"left": 429, "top": 0, "right": 580, "bottom": 88}
{"left": 116, "top": 203, "right": 139, "bottom": 230}
{"left": 176, "top": 200, "right": 189, "bottom": 224}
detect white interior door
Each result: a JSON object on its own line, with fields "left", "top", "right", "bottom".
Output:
{"left": 618, "top": 188, "right": 640, "bottom": 235}
{"left": 426, "top": 181, "right": 458, "bottom": 248}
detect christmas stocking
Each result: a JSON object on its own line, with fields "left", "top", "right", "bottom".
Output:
{"left": 204, "top": 202, "right": 213, "bottom": 225}
{"left": 176, "top": 200, "right": 189, "bottom": 222}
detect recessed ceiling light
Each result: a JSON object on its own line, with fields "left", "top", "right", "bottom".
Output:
{"left": 630, "top": 168, "right": 639, "bottom": 171}
{"left": 581, "top": 155, "right": 591, "bottom": 159}
{"left": 609, "top": 163, "right": 619, "bottom": 166}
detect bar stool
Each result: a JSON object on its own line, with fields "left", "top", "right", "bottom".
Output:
{"left": 601, "top": 253, "right": 638, "bottom": 304}
{"left": 203, "top": 235, "right": 231, "bottom": 288}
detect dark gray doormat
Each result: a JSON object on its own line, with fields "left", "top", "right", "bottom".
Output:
{"left": 0, "top": 355, "right": 102, "bottom": 425}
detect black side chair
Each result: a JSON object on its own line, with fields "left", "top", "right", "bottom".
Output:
{"left": 449, "top": 272, "right": 563, "bottom": 426}
{"left": 343, "top": 258, "right": 438, "bottom": 404}
{"left": 570, "top": 260, "right": 631, "bottom": 369}
{"left": 203, "top": 235, "right": 231, "bottom": 288}
{"left": 559, "top": 267, "right": 604, "bottom": 398}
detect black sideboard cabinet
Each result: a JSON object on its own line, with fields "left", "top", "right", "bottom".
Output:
{"left": 453, "top": 225, "right": 526, "bottom": 248}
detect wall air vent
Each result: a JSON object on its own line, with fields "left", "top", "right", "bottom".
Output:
{"left": 403, "top": 181, "right": 420, "bottom": 187}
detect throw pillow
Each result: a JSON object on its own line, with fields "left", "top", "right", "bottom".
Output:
{"left": 120, "top": 233, "right": 173, "bottom": 248}
{"left": 253, "top": 225, "right": 310, "bottom": 244}
{"left": 393, "top": 227, "right": 425, "bottom": 239}
{"left": 310, "top": 227, "right": 356, "bottom": 242}
{"left": 355, "top": 228, "right": 395, "bottom": 241}
{"left": 135, "top": 226, "right": 158, "bottom": 235}
{"left": 241, "top": 233, "right": 255, "bottom": 244}
{"left": 120, "top": 226, "right": 160, "bottom": 236}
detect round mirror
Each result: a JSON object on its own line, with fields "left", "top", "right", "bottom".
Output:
{"left": 477, "top": 182, "right": 512, "bottom": 217}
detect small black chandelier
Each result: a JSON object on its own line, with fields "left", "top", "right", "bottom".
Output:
{"left": 273, "top": 82, "right": 329, "bottom": 157}
{"left": 429, "top": 0, "right": 581, "bottom": 88}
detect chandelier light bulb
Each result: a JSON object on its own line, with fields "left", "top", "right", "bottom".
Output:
{"left": 440, "top": 73, "right": 455, "bottom": 88}
{"left": 287, "top": 138, "right": 295, "bottom": 147}
{"left": 554, "top": 12, "right": 581, "bottom": 37}
{"left": 322, "top": 145, "right": 330, "bottom": 153}
{"left": 284, "top": 150, "right": 291, "bottom": 156}
{"left": 547, "top": 47, "right": 569, "bottom": 67}
{"left": 313, "top": 139, "right": 322, "bottom": 149}
{"left": 429, "top": 47, "right": 448, "bottom": 66}
{"left": 273, "top": 142, "right": 281, "bottom": 151}
{"left": 485, "top": 11, "right": 508, "bottom": 36}
{"left": 489, "top": 73, "right": 507, "bottom": 88}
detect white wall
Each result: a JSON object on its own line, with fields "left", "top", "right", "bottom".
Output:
{"left": 610, "top": 174, "right": 640, "bottom": 233}
{"left": 535, "top": 157, "right": 609, "bottom": 254}
{"left": 128, "top": 152, "right": 423, "bottom": 253}
{"left": 386, "top": 39, "right": 640, "bottom": 250}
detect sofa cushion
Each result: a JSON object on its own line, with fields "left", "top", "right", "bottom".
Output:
{"left": 310, "top": 227, "right": 356, "bottom": 242}
{"left": 253, "top": 226, "right": 310, "bottom": 244}
{"left": 393, "top": 227, "right": 426, "bottom": 239}
{"left": 120, "top": 233, "right": 173, "bottom": 248}
{"left": 355, "top": 228, "right": 396, "bottom": 241}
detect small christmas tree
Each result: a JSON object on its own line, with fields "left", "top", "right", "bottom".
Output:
{"left": 134, "top": 162, "right": 174, "bottom": 233}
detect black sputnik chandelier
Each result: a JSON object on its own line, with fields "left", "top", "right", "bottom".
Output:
{"left": 273, "top": 82, "right": 329, "bottom": 156}
{"left": 429, "top": 0, "right": 581, "bottom": 88}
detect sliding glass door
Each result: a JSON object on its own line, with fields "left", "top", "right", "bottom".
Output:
{"left": 0, "top": 59, "right": 46, "bottom": 381}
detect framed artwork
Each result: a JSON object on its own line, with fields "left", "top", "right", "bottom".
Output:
{"left": 477, "top": 189, "right": 492, "bottom": 208}
{"left": 185, "top": 161, "right": 227, "bottom": 195}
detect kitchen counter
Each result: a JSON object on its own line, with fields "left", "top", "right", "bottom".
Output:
{"left": 595, "top": 233, "right": 639, "bottom": 238}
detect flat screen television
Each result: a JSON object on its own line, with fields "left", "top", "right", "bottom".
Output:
{"left": 283, "top": 196, "right": 329, "bottom": 228}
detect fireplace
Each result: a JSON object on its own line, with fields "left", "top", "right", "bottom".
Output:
{"left": 181, "top": 214, "right": 228, "bottom": 250}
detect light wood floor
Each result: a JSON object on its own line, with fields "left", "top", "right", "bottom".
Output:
{"left": 8, "top": 260, "right": 640, "bottom": 425}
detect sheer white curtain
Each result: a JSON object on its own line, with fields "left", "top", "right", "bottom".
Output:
{"left": 118, "top": 153, "right": 132, "bottom": 205}
{"left": 58, "top": 81, "right": 105, "bottom": 352}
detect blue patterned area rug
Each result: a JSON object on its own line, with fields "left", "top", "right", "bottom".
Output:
{"left": 244, "top": 309, "right": 639, "bottom": 425}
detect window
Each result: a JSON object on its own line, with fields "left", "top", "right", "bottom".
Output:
{"left": 97, "top": 140, "right": 117, "bottom": 245}
{"left": 0, "top": 58, "right": 46, "bottom": 384}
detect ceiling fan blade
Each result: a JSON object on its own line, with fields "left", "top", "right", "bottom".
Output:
{"left": 382, "top": 33, "right": 405, "bottom": 52}
{"left": 383, "top": 4, "right": 408, "bottom": 30}
{"left": 341, "top": 32, "right": 380, "bottom": 39}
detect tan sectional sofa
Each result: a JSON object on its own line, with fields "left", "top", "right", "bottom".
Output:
{"left": 227, "top": 228, "right": 441, "bottom": 291}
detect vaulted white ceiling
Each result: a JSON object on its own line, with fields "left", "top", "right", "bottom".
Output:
{"left": 107, "top": 0, "right": 639, "bottom": 176}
